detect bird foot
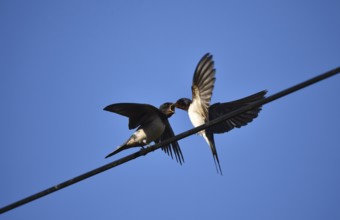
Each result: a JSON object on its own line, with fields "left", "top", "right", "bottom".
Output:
{"left": 139, "top": 146, "right": 148, "bottom": 156}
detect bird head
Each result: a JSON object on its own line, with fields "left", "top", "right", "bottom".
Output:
{"left": 175, "top": 98, "right": 192, "bottom": 111}
{"left": 159, "top": 102, "right": 176, "bottom": 118}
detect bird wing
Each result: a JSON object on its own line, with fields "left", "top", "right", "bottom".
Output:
{"left": 208, "top": 90, "right": 267, "bottom": 133}
{"left": 103, "top": 103, "right": 159, "bottom": 130}
{"left": 191, "top": 53, "right": 216, "bottom": 120}
{"left": 155, "top": 118, "right": 184, "bottom": 165}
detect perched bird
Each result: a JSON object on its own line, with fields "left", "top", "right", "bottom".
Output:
{"left": 175, "top": 53, "right": 267, "bottom": 174}
{"left": 104, "top": 102, "right": 184, "bottom": 164}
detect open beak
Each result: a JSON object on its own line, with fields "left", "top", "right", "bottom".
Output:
{"left": 170, "top": 103, "right": 175, "bottom": 113}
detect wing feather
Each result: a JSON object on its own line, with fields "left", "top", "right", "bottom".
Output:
{"left": 103, "top": 103, "right": 159, "bottom": 130}
{"left": 208, "top": 90, "right": 267, "bottom": 133}
{"left": 159, "top": 118, "right": 185, "bottom": 165}
{"left": 191, "top": 53, "right": 216, "bottom": 119}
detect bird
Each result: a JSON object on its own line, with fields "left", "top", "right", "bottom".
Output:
{"left": 103, "top": 102, "right": 184, "bottom": 164}
{"left": 175, "top": 53, "right": 267, "bottom": 174}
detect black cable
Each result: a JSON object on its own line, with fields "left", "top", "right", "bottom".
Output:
{"left": 1, "top": 66, "right": 339, "bottom": 215}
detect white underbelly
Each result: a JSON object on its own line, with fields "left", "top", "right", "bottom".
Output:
{"left": 188, "top": 103, "right": 205, "bottom": 128}
{"left": 126, "top": 116, "right": 165, "bottom": 146}
{"left": 143, "top": 116, "right": 166, "bottom": 143}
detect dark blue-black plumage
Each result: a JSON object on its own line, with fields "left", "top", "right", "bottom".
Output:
{"left": 175, "top": 53, "right": 267, "bottom": 174}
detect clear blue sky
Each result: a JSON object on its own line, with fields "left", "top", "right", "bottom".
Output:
{"left": 1, "top": 1, "right": 340, "bottom": 219}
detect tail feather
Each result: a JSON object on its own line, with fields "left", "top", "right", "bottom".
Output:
{"left": 203, "top": 131, "right": 223, "bottom": 175}
{"left": 105, "top": 145, "right": 126, "bottom": 158}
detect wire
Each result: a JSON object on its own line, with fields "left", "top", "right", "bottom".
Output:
{"left": 1, "top": 66, "right": 339, "bottom": 215}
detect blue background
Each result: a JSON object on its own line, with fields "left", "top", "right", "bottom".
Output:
{"left": 1, "top": 1, "right": 340, "bottom": 219}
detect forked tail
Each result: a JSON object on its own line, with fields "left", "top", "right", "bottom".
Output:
{"left": 203, "top": 131, "right": 223, "bottom": 175}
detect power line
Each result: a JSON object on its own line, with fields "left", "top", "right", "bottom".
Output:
{"left": 1, "top": 66, "right": 339, "bottom": 215}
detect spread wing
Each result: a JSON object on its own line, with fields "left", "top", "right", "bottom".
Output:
{"left": 156, "top": 118, "right": 185, "bottom": 165}
{"left": 208, "top": 90, "right": 267, "bottom": 133}
{"left": 103, "top": 103, "right": 159, "bottom": 130}
{"left": 191, "top": 53, "right": 216, "bottom": 120}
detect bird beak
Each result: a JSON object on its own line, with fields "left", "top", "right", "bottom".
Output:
{"left": 170, "top": 103, "right": 175, "bottom": 113}
{"left": 175, "top": 101, "right": 184, "bottom": 110}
